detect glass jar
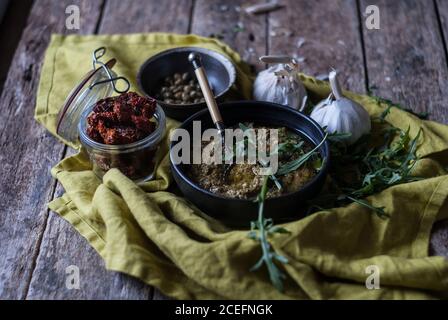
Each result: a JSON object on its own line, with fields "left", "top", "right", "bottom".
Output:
{"left": 78, "top": 104, "right": 165, "bottom": 182}
{"left": 57, "top": 48, "right": 166, "bottom": 182}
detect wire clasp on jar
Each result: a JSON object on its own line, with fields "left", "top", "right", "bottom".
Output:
{"left": 89, "top": 47, "right": 131, "bottom": 93}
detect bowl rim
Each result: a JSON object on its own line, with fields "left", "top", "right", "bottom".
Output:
{"left": 137, "top": 47, "right": 237, "bottom": 109}
{"left": 170, "top": 101, "right": 331, "bottom": 203}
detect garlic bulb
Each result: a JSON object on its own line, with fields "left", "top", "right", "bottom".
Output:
{"left": 310, "top": 71, "right": 371, "bottom": 145}
{"left": 253, "top": 55, "right": 307, "bottom": 110}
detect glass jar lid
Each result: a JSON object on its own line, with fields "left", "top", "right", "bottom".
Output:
{"left": 56, "top": 47, "right": 130, "bottom": 144}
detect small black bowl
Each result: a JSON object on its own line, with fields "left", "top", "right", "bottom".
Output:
{"left": 170, "top": 101, "right": 330, "bottom": 227}
{"left": 137, "top": 47, "right": 236, "bottom": 121}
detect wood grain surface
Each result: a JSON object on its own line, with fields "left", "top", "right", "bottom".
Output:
{"left": 26, "top": 0, "right": 194, "bottom": 300}
{"left": 0, "top": 0, "right": 104, "bottom": 300}
{"left": 192, "top": 0, "right": 267, "bottom": 71}
{"left": 269, "top": 0, "right": 366, "bottom": 93}
{"left": 0, "top": 0, "right": 447, "bottom": 300}
{"left": 361, "top": 0, "right": 448, "bottom": 122}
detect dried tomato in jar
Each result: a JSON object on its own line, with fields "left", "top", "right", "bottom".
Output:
{"left": 87, "top": 92, "right": 157, "bottom": 144}
{"left": 57, "top": 47, "right": 166, "bottom": 183}
{"left": 80, "top": 92, "right": 165, "bottom": 181}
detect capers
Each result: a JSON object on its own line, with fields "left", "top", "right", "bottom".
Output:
{"left": 182, "top": 92, "right": 190, "bottom": 101}
{"left": 157, "top": 72, "right": 205, "bottom": 105}
{"left": 173, "top": 86, "right": 183, "bottom": 94}
{"left": 174, "top": 92, "right": 182, "bottom": 99}
{"left": 162, "top": 91, "right": 171, "bottom": 99}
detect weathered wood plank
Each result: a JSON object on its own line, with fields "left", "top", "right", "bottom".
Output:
{"left": 436, "top": 0, "right": 448, "bottom": 48}
{"left": 27, "top": 169, "right": 152, "bottom": 299}
{"left": 192, "top": 0, "right": 267, "bottom": 72}
{"left": 360, "top": 0, "right": 448, "bottom": 256}
{"left": 0, "top": 0, "right": 104, "bottom": 299}
{"left": 361, "top": 0, "right": 448, "bottom": 123}
{"left": 100, "top": 0, "right": 194, "bottom": 33}
{"left": 0, "top": 0, "right": 34, "bottom": 94}
{"left": 430, "top": 219, "right": 448, "bottom": 256}
{"left": 269, "top": 0, "right": 366, "bottom": 93}
{"left": 26, "top": 0, "right": 194, "bottom": 300}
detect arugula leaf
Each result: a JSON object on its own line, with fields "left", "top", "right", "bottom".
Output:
{"left": 328, "top": 131, "right": 352, "bottom": 141}
{"left": 370, "top": 94, "right": 429, "bottom": 121}
{"left": 326, "top": 124, "right": 423, "bottom": 218}
{"left": 248, "top": 175, "right": 289, "bottom": 292}
{"left": 245, "top": 125, "right": 328, "bottom": 291}
{"left": 277, "top": 133, "right": 328, "bottom": 176}
{"left": 344, "top": 195, "right": 389, "bottom": 219}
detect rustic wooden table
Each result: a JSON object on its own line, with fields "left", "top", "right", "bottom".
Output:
{"left": 0, "top": 0, "right": 447, "bottom": 300}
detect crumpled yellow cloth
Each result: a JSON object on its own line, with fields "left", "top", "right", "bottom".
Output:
{"left": 36, "top": 33, "right": 448, "bottom": 299}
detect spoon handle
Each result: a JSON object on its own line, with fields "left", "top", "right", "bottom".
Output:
{"left": 188, "top": 52, "right": 225, "bottom": 133}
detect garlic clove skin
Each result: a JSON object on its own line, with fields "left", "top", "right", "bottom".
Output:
{"left": 310, "top": 71, "right": 371, "bottom": 145}
{"left": 253, "top": 63, "right": 307, "bottom": 110}
{"left": 311, "top": 98, "right": 371, "bottom": 145}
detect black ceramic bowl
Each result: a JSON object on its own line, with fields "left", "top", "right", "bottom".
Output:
{"left": 170, "top": 101, "right": 330, "bottom": 227}
{"left": 137, "top": 47, "right": 236, "bottom": 121}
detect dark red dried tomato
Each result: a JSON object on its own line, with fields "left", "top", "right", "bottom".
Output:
{"left": 87, "top": 92, "right": 156, "bottom": 145}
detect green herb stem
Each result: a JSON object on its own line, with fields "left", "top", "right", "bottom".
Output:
{"left": 249, "top": 175, "right": 289, "bottom": 292}
{"left": 277, "top": 133, "right": 328, "bottom": 176}
{"left": 257, "top": 177, "right": 279, "bottom": 287}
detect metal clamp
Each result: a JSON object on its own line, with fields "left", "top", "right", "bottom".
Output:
{"left": 89, "top": 47, "right": 130, "bottom": 93}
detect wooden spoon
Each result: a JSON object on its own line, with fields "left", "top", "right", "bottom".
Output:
{"left": 188, "top": 52, "right": 226, "bottom": 134}
{"left": 189, "top": 52, "right": 234, "bottom": 175}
